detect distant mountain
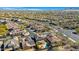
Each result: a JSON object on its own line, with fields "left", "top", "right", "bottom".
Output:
{"left": 0, "top": 7, "right": 79, "bottom": 10}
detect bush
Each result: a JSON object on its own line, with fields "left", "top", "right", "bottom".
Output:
{"left": 75, "top": 28, "right": 79, "bottom": 33}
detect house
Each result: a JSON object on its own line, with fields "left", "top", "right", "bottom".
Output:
{"left": 36, "top": 40, "right": 47, "bottom": 49}
{"left": 0, "top": 20, "right": 7, "bottom": 24}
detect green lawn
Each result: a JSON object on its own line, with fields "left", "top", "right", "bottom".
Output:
{"left": 0, "top": 24, "right": 8, "bottom": 36}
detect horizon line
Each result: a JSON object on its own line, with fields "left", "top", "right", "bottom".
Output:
{"left": 0, "top": 7, "right": 79, "bottom": 10}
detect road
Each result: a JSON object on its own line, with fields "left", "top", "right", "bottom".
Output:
{"left": 56, "top": 28, "right": 79, "bottom": 42}
{"left": 38, "top": 20, "right": 77, "bottom": 42}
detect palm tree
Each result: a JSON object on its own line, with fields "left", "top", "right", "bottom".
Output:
{"left": 1, "top": 40, "right": 4, "bottom": 51}
{"left": 45, "top": 39, "right": 53, "bottom": 51}
{"left": 31, "top": 36, "right": 38, "bottom": 50}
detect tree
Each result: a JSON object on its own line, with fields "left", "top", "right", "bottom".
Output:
{"left": 75, "top": 28, "right": 79, "bottom": 33}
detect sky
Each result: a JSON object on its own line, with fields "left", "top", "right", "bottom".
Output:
{"left": 0, "top": 7, "right": 79, "bottom": 10}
